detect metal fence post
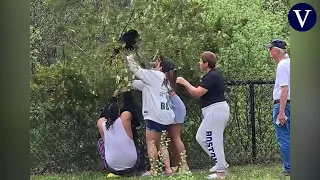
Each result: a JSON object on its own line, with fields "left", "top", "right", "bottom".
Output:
{"left": 249, "top": 84, "right": 256, "bottom": 162}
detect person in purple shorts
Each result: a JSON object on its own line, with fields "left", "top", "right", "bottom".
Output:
{"left": 96, "top": 90, "right": 144, "bottom": 176}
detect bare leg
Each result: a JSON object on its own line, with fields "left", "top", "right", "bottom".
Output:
{"left": 160, "top": 139, "right": 173, "bottom": 175}
{"left": 145, "top": 129, "right": 162, "bottom": 175}
{"left": 168, "top": 124, "right": 189, "bottom": 171}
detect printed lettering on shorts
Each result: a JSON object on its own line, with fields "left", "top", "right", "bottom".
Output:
{"left": 206, "top": 131, "right": 217, "bottom": 164}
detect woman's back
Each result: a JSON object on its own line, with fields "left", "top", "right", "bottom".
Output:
{"left": 104, "top": 117, "right": 137, "bottom": 171}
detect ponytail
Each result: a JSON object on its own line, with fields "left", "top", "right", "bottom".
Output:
{"left": 165, "top": 70, "right": 176, "bottom": 92}
{"left": 158, "top": 56, "right": 176, "bottom": 92}
{"left": 100, "top": 98, "right": 119, "bottom": 130}
{"left": 105, "top": 118, "right": 115, "bottom": 131}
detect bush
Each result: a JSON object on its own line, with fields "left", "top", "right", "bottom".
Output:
{"left": 30, "top": 0, "right": 288, "bottom": 174}
{"left": 30, "top": 62, "right": 101, "bottom": 173}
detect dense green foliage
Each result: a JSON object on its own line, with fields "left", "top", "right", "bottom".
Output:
{"left": 30, "top": 0, "right": 290, "bottom": 174}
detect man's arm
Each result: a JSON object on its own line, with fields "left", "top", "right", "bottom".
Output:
{"left": 277, "top": 65, "right": 290, "bottom": 116}
{"left": 279, "top": 85, "right": 289, "bottom": 113}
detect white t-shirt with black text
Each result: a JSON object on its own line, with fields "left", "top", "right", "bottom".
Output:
{"left": 125, "top": 54, "right": 175, "bottom": 125}
{"left": 273, "top": 58, "right": 290, "bottom": 100}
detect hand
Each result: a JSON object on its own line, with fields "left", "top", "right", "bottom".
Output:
{"left": 126, "top": 54, "right": 134, "bottom": 60}
{"left": 113, "top": 90, "right": 120, "bottom": 97}
{"left": 277, "top": 112, "right": 287, "bottom": 125}
{"left": 176, "top": 77, "right": 186, "bottom": 85}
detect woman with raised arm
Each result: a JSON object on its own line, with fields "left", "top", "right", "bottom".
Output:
{"left": 124, "top": 53, "right": 175, "bottom": 176}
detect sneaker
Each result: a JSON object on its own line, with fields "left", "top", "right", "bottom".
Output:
{"left": 205, "top": 173, "right": 226, "bottom": 179}
{"left": 141, "top": 171, "right": 152, "bottom": 177}
{"left": 209, "top": 163, "right": 229, "bottom": 172}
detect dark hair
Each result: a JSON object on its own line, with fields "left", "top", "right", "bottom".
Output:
{"left": 158, "top": 56, "right": 176, "bottom": 91}
{"left": 201, "top": 51, "right": 217, "bottom": 69}
{"left": 100, "top": 97, "right": 119, "bottom": 130}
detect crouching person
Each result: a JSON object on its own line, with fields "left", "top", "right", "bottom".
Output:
{"left": 96, "top": 91, "right": 139, "bottom": 176}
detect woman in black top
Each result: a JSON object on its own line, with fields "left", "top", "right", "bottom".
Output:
{"left": 176, "top": 51, "right": 230, "bottom": 179}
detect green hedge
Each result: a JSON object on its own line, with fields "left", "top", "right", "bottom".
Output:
{"left": 30, "top": 64, "right": 279, "bottom": 174}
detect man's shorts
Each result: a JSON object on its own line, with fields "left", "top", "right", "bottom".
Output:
{"left": 145, "top": 119, "right": 170, "bottom": 133}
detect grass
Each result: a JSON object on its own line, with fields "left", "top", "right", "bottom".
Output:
{"left": 31, "top": 164, "right": 289, "bottom": 180}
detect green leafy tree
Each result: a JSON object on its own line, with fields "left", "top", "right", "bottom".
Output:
{"left": 30, "top": 0, "right": 289, "bottom": 173}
